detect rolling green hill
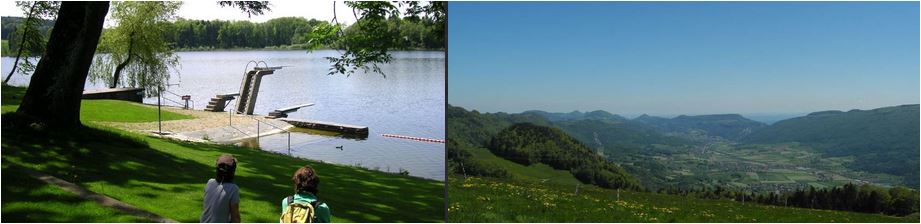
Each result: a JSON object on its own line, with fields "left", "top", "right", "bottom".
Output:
{"left": 744, "top": 104, "right": 920, "bottom": 187}
{"left": 489, "top": 123, "right": 642, "bottom": 190}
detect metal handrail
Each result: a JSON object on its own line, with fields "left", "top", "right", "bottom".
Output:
{"left": 162, "top": 89, "right": 195, "bottom": 109}
{"left": 229, "top": 109, "right": 292, "bottom": 155}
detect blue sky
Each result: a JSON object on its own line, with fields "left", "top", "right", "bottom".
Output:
{"left": 448, "top": 2, "right": 919, "bottom": 116}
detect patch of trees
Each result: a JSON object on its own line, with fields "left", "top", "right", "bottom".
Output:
{"left": 1, "top": 16, "right": 55, "bottom": 54}
{"left": 162, "top": 16, "right": 444, "bottom": 50}
{"left": 659, "top": 183, "right": 919, "bottom": 216}
{"left": 447, "top": 104, "right": 552, "bottom": 178}
{"left": 1, "top": 15, "right": 444, "bottom": 52}
{"left": 489, "top": 123, "right": 642, "bottom": 190}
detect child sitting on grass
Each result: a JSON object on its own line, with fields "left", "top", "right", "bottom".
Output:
{"left": 280, "top": 165, "right": 331, "bottom": 223}
{"left": 200, "top": 154, "right": 241, "bottom": 223}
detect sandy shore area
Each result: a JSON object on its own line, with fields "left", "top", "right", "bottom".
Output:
{"left": 95, "top": 104, "right": 292, "bottom": 143}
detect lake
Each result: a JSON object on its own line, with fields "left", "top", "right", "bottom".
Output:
{"left": 2, "top": 50, "right": 446, "bottom": 180}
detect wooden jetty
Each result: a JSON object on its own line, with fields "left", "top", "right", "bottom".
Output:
{"left": 82, "top": 88, "right": 145, "bottom": 103}
{"left": 278, "top": 118, "right": 368, "bottom": 135}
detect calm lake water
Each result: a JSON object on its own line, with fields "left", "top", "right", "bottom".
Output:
{"left": 2, "top": 50, "right": 446, "bottom": 180}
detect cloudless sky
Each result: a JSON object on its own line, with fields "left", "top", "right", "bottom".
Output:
{"left": 448, "top": 2, "right": 920, "bottom": 116}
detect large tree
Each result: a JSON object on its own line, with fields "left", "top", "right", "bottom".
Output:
{"left": 16, "top": 1, "right": 269, "bottom": 128}
{"left": 89, "top": 1, "right": 182, "bottom": 95}
{"left": 15, "top": 1, "right": 109, "bottom": 128}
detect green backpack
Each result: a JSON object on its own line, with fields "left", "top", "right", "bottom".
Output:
{"left": 280, "top": 195, "right": 321, "bottom": 223}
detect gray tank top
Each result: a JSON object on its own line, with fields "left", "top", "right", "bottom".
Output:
{"left": 200, "top": 178, "right": 240, "bottom": 223}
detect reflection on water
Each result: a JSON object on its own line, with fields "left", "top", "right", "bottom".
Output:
{"left": 2, "top": 50, "right": 446, "bottom": 180}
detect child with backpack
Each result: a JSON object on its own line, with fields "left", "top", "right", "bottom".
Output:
{"left": 280, "top": 165, "right": 331, "bottom": 223}
{"left": 200, "top": 154, "right": 242, "bottom": 223}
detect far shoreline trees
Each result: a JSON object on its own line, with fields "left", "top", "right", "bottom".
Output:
{"left": 2, "top": 15, "right": 445, "bottom": 53}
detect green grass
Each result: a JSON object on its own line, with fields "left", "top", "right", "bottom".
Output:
{"left": 2, "top": 84, "right": 26, "bottom": 113}
{"left": 2, "top": 165, "right": 149, "bottom": 223}
{"left": 448, "top": 175, "right": 913, "bottom": 222}
{"left": 1, "top": 85, "right": 444, "bottom": 222}
{"left": 79, "top": 100, "right": 194, "bottom": 122}
{"left": 2, "top": 85, "right": 193, "bottom": 122}
{"left": 466, "top": 147, "right": 582, "bottom": 186}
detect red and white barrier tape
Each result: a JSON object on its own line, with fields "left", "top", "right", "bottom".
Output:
{"left": 381, "top": 134, "right": 445, "bottom": 144}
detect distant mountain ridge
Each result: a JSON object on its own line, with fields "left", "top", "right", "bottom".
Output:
{"left": 522, "top": 110, "right": 627, "bottom": 122}
{"left": 524, "top": 109, "right": 766, "bottom": 141}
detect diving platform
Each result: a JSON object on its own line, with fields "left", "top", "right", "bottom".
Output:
{"left": 267, "top": 103, "right": 315, "bottom": 118}
{"left": 278, "top": 118, "right": 369, "bottom": 135}
{"left": 204, "top": 93, "right": 239, "bottom": 112}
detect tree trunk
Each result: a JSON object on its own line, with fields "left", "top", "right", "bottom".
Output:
{"left": 110, "top": 33, "right": 135, "bottom": 88}
{"left": 16, "top": 2, "right": 109, "bottom": 128}
{"left": 3, "top": 2, "right": 38, "bottom": 84}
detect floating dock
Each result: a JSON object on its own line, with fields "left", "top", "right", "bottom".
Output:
{"left": 278, "top": 118, "right": 369, "bottom": 135}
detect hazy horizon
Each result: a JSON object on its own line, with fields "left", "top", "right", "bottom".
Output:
{"left": 448, "top": 103, "right": 921, "bottom": 124}
{"left": 448, "top": 2, "right": 920, "bottom": 115}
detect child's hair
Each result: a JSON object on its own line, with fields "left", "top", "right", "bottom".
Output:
{"left": 292, "top": 165, "right": 319, "bottom": 195}
{"left": 216, "top": 155, "right": 237, "bottom": 183}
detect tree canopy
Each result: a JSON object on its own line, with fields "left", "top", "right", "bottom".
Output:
{"left": 308, "top": 1, "right": 446, "bottom": 77}
{"left": 89, "top": 1, "right": 181, "bottom": 94}
{"left": 3, "top": 1, "right": 59, "bottom": 84}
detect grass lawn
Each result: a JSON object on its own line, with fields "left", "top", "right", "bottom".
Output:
{"left": 2, "top": 85, "right": 193, "bottom": 122}
{"left": 448, "top": 175, "right": 913, "bottom": 222}
{"left": 1, "top": 85, "right": 444, "bottom": 222}
{"left": 1, "top": 165, "right": 150, "bottom": 223}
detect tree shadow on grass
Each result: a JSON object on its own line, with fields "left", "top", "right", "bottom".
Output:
{"left": 1, "top": 85, "right": 26, "bottom": 106}
{"left": 2, "top": 113, "right": 212, "bottom": 222}
{"left": 3, "top": 113, "right": 445, "bottom": 222}
{"left": 1, "top": 165, "right": 149, "bottom": 223}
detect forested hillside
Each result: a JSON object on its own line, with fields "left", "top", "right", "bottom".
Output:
{"left": 489, "top": 123, "right": 642, "bottom": 190}
{"left": 745, "top": 104, "right": 920, "bottom": 186}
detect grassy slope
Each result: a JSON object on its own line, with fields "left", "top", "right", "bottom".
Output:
{"left": 2, "top": 85, "right": 193, "bottom": 122}
{"left": 466, "top": 147, "right": 581, "bottom": 186}
{"left": 1, "top": 85, "right": 444, "bottom": 222}
{"left": 448, "top": 176, "right": 912, "bottom": 222}
{"left": 1, "top": 165, "right": 149, "bottom": 223}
